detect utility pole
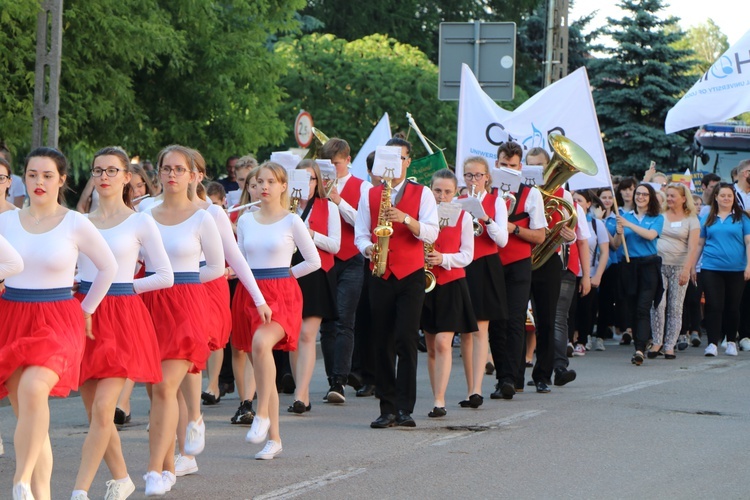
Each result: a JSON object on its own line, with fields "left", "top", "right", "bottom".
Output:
{"left": 32, "top": 0, "right": 64, "bottom": 149}
{"left": 543, "top": 0, "right": 569, "bottom": 87}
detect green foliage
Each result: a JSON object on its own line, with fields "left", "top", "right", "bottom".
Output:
{"left": 588, "top": 0, "right": 695, "bottom": 176}
{"left": 671, "top": 19, "right": 729, "bottom": 77}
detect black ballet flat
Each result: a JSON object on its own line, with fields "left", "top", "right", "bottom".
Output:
{"left": 287, "top": 400, "right": 311, "bottom": 414}
{"left": 428, "top": 406, "right": 447, "bottom": 418}
{"left": 664, "top": 353, "right": 676, "bottom": 359}
{"left": 458, "top": 399, "right": 472, "bottom": 408}
{"left": 468, "top": 393, "right": 484, "bottom": 408}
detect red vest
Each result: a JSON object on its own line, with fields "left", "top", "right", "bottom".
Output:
{"left": 432, "top": 211, "right": 466, "bottom": 285}
{"left": 337, "top": 176, "right": 364, "bottom": 261}
{"left": 368, "top": 181, "right": 423, "bottom": 279}
{"left": 499, "top": 184, "right": 532, "bottom": 266}
{"left": 308, "top": 197, "right": 335, "bottom": 272}
{"left": 458, "top": 192, "right": 498, "bottom": 259}
{"left": 567, "top": 200, "right": 582, "bottom": 276}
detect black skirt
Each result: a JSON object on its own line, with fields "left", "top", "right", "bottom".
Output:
{"left": 465, "top": 254, "right": 507, "bottom": 322}
{"left": 421, "top": 278, "right": 479, "bottom": 334}
{"left": 293, "top": 250, "right": 338, "bottom": 321}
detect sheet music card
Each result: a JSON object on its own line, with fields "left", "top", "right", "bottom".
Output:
{"left": 288, "top": 169, "right": 311, "bottom": 201}
{"left": 438, "top": 202, "right": 462, "bottom": 227}
{"left": 270, "top": 151, "right": 302, "bottom": 172}
{"left": 316, "top": 159, "right": 337, "bottom": 187}
{"left": 456, "top": 196, "right": 486, "bottom": 221}
{"left": 521, "top": 166, "right": 544, "bottom": 187}
{"left": 491, "top": 167, "right": 522, "bottom": 194}
{"left": 372, "top": 146, "right": 402, "bottom": 179}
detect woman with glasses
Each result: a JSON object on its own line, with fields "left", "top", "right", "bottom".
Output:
{"left": 697, "top": 183, "right": 750, "bottom": 357}
{"left": 0, "top": 157, "right": 18, "bottom": 215}
{"left": 0, "top": 147, "right": 117, "bottom": 500}
{"left": 128, "top": 163, "right": 157, "bottom": 209}
{"left": 287, "top": 159, "right": 340, "bottom": 414}
{"left": 648, "top": 183, "right": 700, "bottom": 360}
{"left": 236, "top": 161, "right": 320, "bottom": 460}
{"left": 71, "top": 147, "right": 173, "bottom": 500}
{"left": 613, "top": 183, "right": 664, "bottom": 365}
{"left": 457, "top": 156, "right": 508, "bottom": 408}
{"left": 139, "top": 145, "right": 225, "bottom": 496}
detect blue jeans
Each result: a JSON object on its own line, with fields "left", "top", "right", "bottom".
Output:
{"left": 320, "top": 255, "right": 364, "bottom": 380}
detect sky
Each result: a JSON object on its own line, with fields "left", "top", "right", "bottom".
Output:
{"left": 569, "top": 0, "right": 747, "bottom": 46}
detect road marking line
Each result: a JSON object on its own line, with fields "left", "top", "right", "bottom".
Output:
{"left": 254, "top": 467, "right": 367, "bottom": 499}
{"left": 589, "top": 379, "right": 666, "bottom": 400}
{"left": 431, "top": 410, "right": 545, "bottom": 446}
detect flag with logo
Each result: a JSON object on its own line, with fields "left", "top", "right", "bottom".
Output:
{"left": 351, "top": 113, "right": 392, "bottom": 181}
{"left": 456, "top": 64, "right": 612, "bottom": 190}
{"left": 409, "top": 150, "right": 449, "bottom": 186}
{"left": 665, "top": 29, "right": 750, "bottom": 134}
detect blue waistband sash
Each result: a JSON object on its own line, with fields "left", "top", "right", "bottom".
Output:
{"left": 252, "top": 267, "right": 290, "bottom": 280}
{"left": 78, "top": 281, "right": 135, "bottom": 296}
{"left": 2, "top": 286, "right": 73, "bottom": 302}
{"left": 144, "top": 271, "right": 201, "bottom": 284}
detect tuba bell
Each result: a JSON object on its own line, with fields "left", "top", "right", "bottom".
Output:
{"left": 304, "top": 127, "right": 330, "bottom": 160}
{"left": 530, "top": 133, "right": 598, "bottom": 271}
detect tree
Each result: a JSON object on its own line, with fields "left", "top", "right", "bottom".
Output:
{"left": 588, "top": 0, "right": 695, "bottom": 176}
{"left": 672, "top": 19, "right": 729, "bottom": 76}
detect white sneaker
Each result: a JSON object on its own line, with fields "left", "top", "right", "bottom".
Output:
{"left": 594, "top": 337, "right": 606, "bottom": 351}
{"left": 690, "top": 332, "right": 701, "bottom": 347}
{"left": 12, "top": 483, "right": 34, "bottom": 500}
{"left": 720, "top": 339, "right": 727, "bottom": 348}
{"left": 143, "top": 471, "right": 165, "bottom": 497}
{"left": 161, "top": 471, "right": 176, "bottom": 492}
{"left": 254, "top": 440, "right": 282, "bottom": 460}
{"left": 71, "top": 492, "right": 89, "bottom": 500}
{"left": 573, "top": 344, "right": 586, "bottom": 356}
{"left": 174, "top": 454, "right": 198, "bottom": 477}
{"left": 585, "top": 336, "right": 593, "bottom": 351}
{"left": 246, "top": 415, "right": 270, "bottom": 444}
{"left": 725, "top": 342, "right": 738, "bottom": 356}
{"left": 184, "top": 416, "right": 205, "bottom": 456}
{"left": 104, "top": 477, "right": 135, "bottom": 500}
{"left": 704, "top": 343, "right": 718, "bottom": 357}
{"left": 739, "top": 337, "right": 750, "bottom": 351}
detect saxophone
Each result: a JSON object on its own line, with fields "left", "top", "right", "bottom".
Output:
{"left": 371, "top": 178, "right": 394, "bottom": 277}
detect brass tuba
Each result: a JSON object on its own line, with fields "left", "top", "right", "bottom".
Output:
{"left": 304, "top": 127, "right": 330, "bottom": 160}
{"left": 371, "top": 178, "right": 394, "bottom": 277}
{"left": 530, "top": 133, "right": 598, "bottom": 271}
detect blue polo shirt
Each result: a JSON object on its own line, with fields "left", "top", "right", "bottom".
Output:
{"left": 604, "top": 212, "right": 619, "bottom": 265}
{"left": 700, "top": 213, "right": 750, "bottom": 272}
{"left": 622, "top": 211, "right": 664, "bottom": 258}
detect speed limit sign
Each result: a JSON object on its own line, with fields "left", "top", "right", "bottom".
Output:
{"left": 295, "top": 111, "right": 314, "bottom": 148}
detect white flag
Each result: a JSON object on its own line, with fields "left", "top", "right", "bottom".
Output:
{"left": 666, "top": 29, "right": 750, "bottom": 134}
{"left": 351, "top": 112, "right": 392, "bottom": 181}
{"left": 456, "top": 64, "right": 612, "bottom": 191}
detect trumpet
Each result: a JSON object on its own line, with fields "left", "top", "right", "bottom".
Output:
{"left": 469, "top": 185, "right": 484, "bottom": 237}
{"left": 322, "top": 175, "right": 336, "bottom": 198}
{"left": 372, "top": 178, "right": 394, "bottom": 277}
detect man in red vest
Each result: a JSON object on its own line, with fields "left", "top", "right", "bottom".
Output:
{"left": 355, "top": 137, "right": 439, "bottom": 428}
{"left": 318, "top": 138, "right": 373, "bottom": 404}
{"left": 489, "top": 141, "right": 546, "bottom": 400}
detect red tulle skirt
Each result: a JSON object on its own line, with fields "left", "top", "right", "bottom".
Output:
{"left": 0, "top": 296, "right": 85, "bottom": 398}
{"left": 74, "top": 292, "right": 162, "bottom": 385}
{"left": 203, "top": 277, "right": 232, "bottom": 351}
{"left": 141, "top": 283, "right": 211, "bottom": 374}
{"left": 231, "top": 277, "right": 302, "bottom": 353}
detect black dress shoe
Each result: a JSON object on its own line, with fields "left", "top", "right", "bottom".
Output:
{"left": 535, "top": 381, "right": 551, "bottom": 393}
{"left": 356, "top": 384, "right": 376, "bottom": 397}
{"left": 458, "top": 399, "right": 472, "bottom": 408}
{"left": 201, "top": 391, "right": 220, "bottom": 405}
{"left": 490, "top": 382, "right": 515, "bottom": 400}
{"left": 396, "top": 410, "right": 416, "bottom": 427}
{"left": 370, "top": 413, "right": 397, "bottom": 428}
{"left": 428, "top": 406, "right": 447, "bottom": 418}
{"left": 287, "top": 400, "right": 311, "bottom": 414}
{"left": 553, "top": 368, "right": 577, "bottom": 387}
{"left": 114, "top": 407, "right": 131, "bottom": 425}
{"left": 347, "top": 372, "right": 364, "bottom": 390}
{"left": 485, "top": 362, "right": 495, "bottom": 375}
{"left": 468, "top": 393, "right": 484, "bottom": 408}
{"left": 219, "top": 381, "right": 235, "bottom": 397}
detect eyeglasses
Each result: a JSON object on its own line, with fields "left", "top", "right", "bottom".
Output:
{"left": 309, "top": 177, "right": 318, "bottom": 182}
{"left": 634, "top": 192, "right": 650, "bottom": 197}
{"left": 91, "top": 167, "right": 126, "bottom": 177}
{"left": 463, "top": 173, "right": 485, "bottom": 181}
{"left": 0, "top": 174, "right": 9, "bottom": 183}
{"left": 159, "top": 166, "right": 190, "bottom": 176}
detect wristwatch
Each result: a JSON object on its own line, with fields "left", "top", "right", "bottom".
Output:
{"left": 513, "top": 224, "right": 520, "bottom": 235}
{"left": 404, "top": 215, "right": 412, "bottom": 225}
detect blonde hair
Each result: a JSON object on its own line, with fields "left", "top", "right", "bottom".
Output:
{"left": 666, "top": 182, "right": 696, "bottom": 216}
{"left": 257, "top": 161, "right": 289, "bottom": 209}
{"left": 236, "top": 154, "right": 258, "bottom": 171}
{"left": 238, "top": 165, "right": 261, "bottom": 207}
{"left": 463, "top": 155, "right": 492, "bottom": 191}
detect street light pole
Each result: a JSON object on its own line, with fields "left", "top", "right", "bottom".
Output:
{"left": 32, "top": 0, "right": 64, "bottom": 149}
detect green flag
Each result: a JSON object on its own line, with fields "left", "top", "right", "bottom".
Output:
{"left": 408, "top": 150, "right": 448, "bottom": 186}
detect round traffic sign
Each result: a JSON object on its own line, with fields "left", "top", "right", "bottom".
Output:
{"left": 295, "top": 111, "right": 314, "bottom": 148}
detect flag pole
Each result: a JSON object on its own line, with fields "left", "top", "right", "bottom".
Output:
{"left": 406, "top": 112, "right": 434, "bottom": 155}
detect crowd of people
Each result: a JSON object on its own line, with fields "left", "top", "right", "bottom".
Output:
{"left": 0, "top": 139, "right": 749, "bottom": 500}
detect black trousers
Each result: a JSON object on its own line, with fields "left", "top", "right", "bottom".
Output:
{"left": 681, "top": 277, "right": 702, "bottom": 335}
{"left": 352, "top": 259, "right": 377, "bottom": 385}
{"left": 489, "top": 258, "right": 532, "bottom": 386}
{"left": 576, "top": 283, "right": 598, "bottom": 344}
{"left": 529, "top": 256, "right": 562, "bottom": 384}
{"left": 701, "top": 270, "right": 746, "bottom": 345}
{"left": 739, "top": 280, "right": 750, "bottom": 341}
{"left": 621, "top": 257, "right": 661, "bottom": 352}
{"left": 369, "top": 269, "right": 425, "bottom": 416}
{"left": 595, "top": 264, "right": 618, "bottom": 338}
{"left": 219, "top": 278, "right": 239, "bottom": 387}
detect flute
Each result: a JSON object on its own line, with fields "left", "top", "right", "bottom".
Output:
{"left": 132, "top": 194, "right": 150, "bottom": 202}
{"left": 227, "top": 200, "right": 261, "bottom": 213}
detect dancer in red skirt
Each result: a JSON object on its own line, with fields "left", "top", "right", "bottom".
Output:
{"left": 236, "top": 161, "right": 320, "bottom": 460}
{"left": 288, "top": 159, "right": 341, "bottom": 414}
{"left": 71, "top": 147, "right": 174, "bottom": 500}
{"left": 140, "top": 145, "right": 225, "bottom": 496}
{"left": 0, "top": 233, "right": 23, "bottom": 279}
{"left": 421, "top": 169, "right": 477, "bottom": 417}
{"left": 0, "top": 147, "right": 117, "bottom": 500}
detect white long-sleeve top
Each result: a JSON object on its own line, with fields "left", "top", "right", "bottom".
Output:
{"left": 334, "top": 173, "right": 373, "bottom": 228}
{"left": 77, "top": 213, "right": 173, "bottom": 293}
{"left": 354, "top": 180, "right": 440, "bottom": 255}
{"left": 297, "top": 199, "right": 342, "bottom": 254}
{"left": 439, "top": 212, "right": 475, "bottom": 270}
{"left": 144, "top": 208, "right": 224, "bottom": 283}
{"left": 518, "top": 186, "right": 548, "bottom": 230}
{"left": 205, "top": 203, "right": 265, "bottom": 306}
{"left": 0, "top": 210, "right": 117, "bottom": 313}
{"left": 0, "top": 233, "right": 24, "bottom": 280}
{"left": 474, "top": 191, "right": 510, "bottom": 247}
{"left": 236, "top": 212, "right": 321, "bottom": 279}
